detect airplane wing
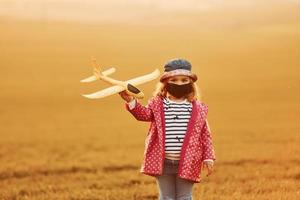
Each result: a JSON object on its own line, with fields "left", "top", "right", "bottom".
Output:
{"left": 80, "top": 67, "right": 116, "bottom": 83}
{"left": 81, "top": 69, "right": 160, "bottom": 99}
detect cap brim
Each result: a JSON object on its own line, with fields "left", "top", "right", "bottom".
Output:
{"left": 160, "top": 69, "right": 198, "bottom": 82}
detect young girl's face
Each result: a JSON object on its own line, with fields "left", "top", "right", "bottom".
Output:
{"left": 167, "top": 75, "right": 191, "bottom": 85}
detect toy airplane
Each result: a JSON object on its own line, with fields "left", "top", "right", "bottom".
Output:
{"left": 80, "top": 58, "right": 160, "bottom": 99}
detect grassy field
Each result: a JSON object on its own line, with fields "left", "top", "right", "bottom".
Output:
{"left": 0, "top": 10, "right": 300, "bottom": 200}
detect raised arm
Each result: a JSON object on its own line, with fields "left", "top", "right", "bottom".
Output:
{"left": 125, "top": 99, "right": 154, "bottom": 122}
{"left": 119, "top": 91, "right": 154, "bottom": 122}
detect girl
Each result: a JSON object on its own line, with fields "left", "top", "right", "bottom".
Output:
{"left": 119, "top": 58, "right": 216, "bottom": 200}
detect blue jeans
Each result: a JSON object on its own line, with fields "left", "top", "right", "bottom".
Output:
{"left": 155, "top": 158, "right": 194, "bottom": 200}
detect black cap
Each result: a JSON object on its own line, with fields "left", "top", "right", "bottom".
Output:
{"left": 164, "top": 59, "right": 192, "bottom": 72}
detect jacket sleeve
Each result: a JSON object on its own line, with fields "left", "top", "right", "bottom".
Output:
{"left": 124, "top": 98, "right": 154, "bottom": 122}
{"left": 201, "top": 118, "right": 216, "bottom": 161}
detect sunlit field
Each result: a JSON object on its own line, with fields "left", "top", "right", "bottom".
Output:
{"left": 0, "top": 1, "right": 300, "bottom": 199}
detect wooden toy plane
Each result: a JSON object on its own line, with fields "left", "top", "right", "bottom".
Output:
{"left": 80, "top": 58, "right": 160, "bottom": 99}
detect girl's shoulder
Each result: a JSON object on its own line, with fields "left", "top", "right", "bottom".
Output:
{"left": 145, "top": 96, "right": 162, "bottom": 108}
{"left": 148, "top": 95, "right": 162, "bottom": 102}
{"left": 194, "top": 99, "right": 209, "bottom": 111}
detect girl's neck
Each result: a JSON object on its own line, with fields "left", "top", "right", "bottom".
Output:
{"left": 166, "top": 93, "right": 187, "bottom": 103}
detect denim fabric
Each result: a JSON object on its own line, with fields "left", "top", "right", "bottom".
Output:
{"left": 155, "top": 158, "right": 194, "bottom": 200}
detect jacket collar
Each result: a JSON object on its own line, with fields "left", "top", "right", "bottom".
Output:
{"left": 152, "top": 96, "right": 207, "bottom": 129}
{"left": 153, "top": 96, "right": 197, "bottom": 115}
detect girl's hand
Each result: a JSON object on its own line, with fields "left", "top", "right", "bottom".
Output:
{"left": 119, "top": 90, "right": 135, "bottom": 103}
{"left": 203, "top": 160, "right": 214, "bottom": 177}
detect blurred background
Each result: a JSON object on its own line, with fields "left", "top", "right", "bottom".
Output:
{"left": 0, "top": 0, "right": 299, "bottom": 199}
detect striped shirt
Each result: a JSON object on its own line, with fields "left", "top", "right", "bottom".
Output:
{"left": 163, "top": 97, "right": 192, "bottom": 160}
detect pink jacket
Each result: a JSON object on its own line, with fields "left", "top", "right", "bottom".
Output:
{"left": 125, "top": 96, "right": 216, "bottom": 183}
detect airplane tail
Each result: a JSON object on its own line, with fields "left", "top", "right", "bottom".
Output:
{"left": 79, "top": 57, "right": 117, "bottom": 83}
{"left": 80, "top": 67, "right": 116, "bottom": 83}
{"left": 102, "top": 67, "right": 116, "bottom": 76}
{"left": 91, "top": 57, "right": 103, "bottom": 75}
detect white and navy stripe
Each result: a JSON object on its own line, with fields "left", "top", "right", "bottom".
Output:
{"left": 163, "top": 97, "right": 192, "bottom": 157}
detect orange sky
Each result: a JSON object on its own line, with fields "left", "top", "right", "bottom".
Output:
{"left": 0, "top": 0, "right": 300, "bottom": 28}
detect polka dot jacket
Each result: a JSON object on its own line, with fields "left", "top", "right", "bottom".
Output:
{"left": 125, "top": 96, "right": 216, "bottom": 183}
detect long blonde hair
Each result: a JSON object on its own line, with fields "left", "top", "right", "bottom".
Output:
{"left": 152, "top": 78, "right": 201, "bottom": 102}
